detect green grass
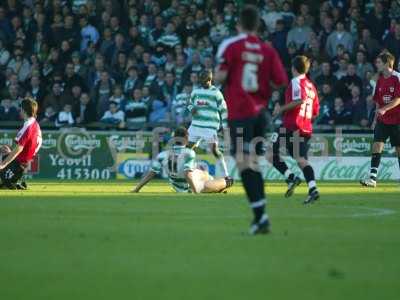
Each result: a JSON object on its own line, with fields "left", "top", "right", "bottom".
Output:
{"left": 0, "top": 181, "right": 399, "bottom": 300}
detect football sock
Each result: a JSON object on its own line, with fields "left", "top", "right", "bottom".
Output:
{"left": 213, "top": 147, "right": 229, "bottom": 177}
{"left": 273, "top": 154, "right": 293, "bottom": 180}
{"left": 302, "top": 165, "right": 317, "bottom": 193}
{"left": 241, "top": 168, "right": 266, "bottom": 222}
{"left": 370, "top": 153, "right": 381, "bottom": 182}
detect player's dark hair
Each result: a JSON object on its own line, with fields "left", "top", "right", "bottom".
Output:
{"left": 173, "top": 127, "right": 188, "bottom": 145}
{"left": 199, "top": 69, "right": 212, "bottom": 88}
{"left": 377, "top": 51, "right": 395, "bottom": 68}
{"left": 292, "top": 55, "right": 311, "bottom": 74}
{"left": 21, "top": 97, "right": 38, "bottom": 118}
{"left": 239, "top": 5, "right": 259, "bottom": 31}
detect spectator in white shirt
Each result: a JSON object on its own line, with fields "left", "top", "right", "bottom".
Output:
{"left": 56, "top": 103, "right": 75, "bottom": 127}
{"left": 101, "top": 101, "right": 125, "bottom": 128}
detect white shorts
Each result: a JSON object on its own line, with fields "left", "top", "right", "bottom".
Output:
{"left": 192, "top": 168, "right": 213, "bottom": 193}
{"left": 188, "top": 125, "right": 218, "bottom": 144}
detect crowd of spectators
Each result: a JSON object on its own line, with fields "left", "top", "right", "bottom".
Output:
{"left": 0, "top": 0, "right": 399, "bottom": 129}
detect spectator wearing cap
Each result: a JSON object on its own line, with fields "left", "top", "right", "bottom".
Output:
{"left": 80, "top": 16, "right": 99, "bottom": 51}
{"left": 74, "top": 92, "right": 97, "bottom": 125}
{"left": 100, "top": 101, "right": 125, "bottom": 128}
{"left": 287, "top": 15, "right": 313, "bottom": 51}
{"left": 0, "top": 99, "right": 19, "bottom": 121}
{"left": 326, "top": 21, "right": 354, "bottom": 58}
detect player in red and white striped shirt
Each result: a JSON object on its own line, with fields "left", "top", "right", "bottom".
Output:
{"left": 0, "top": 98, "right": 42, "bottom": 189}
{"left": 271, "top": 56, "right": 320, "bottom": 204}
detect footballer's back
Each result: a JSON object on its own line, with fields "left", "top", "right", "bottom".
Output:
{"left": 217, "top": 34, "right": 288, "bottom": 120}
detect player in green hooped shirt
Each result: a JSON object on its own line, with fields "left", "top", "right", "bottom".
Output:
{"left": 131, "top": 127, "right": 234, "bottom": 193}
{"left": 187, "top": 69, "right": 230, "bottom": 178}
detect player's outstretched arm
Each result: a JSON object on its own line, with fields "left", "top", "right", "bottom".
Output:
{"left": 377, "top": 97, "right": 400, "bottom": 116}
{"left": 131, "top": 170, "right": 156, "bottom": 193}
{"left": 0, "top": 144, "right": 23, "bottom": 170}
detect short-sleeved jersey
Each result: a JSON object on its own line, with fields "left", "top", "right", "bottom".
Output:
{"left": 373, "top": 71, "right": 400, "bottom": 125}
{"left": 151, "top": 145, "right": 196, "bottom": 192}
{"left": 15, "top": 117, "right": 42, "bottom": 164}
{"left": 216, "top": 33, "right": 288, "bottom": 120}
{"left": 189, "top": 85, "right": 227, "bottom": 131}
{"left": 283, "top": 75, "right": 320, "bottom": 137}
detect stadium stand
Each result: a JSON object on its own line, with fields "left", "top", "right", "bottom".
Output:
{"left": 0, "top": 0, "right": 399, "bottom": 131}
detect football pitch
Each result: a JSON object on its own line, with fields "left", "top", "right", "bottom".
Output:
{"left": 0, "top": 181, "right": 399, "bottom": 300}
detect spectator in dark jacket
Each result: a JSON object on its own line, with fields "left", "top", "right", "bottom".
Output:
{"left": 328, "top": 97, "right": 352, "bottom": 125}
{"left": 74, "top": 93, "right": 97, "bottom": 125}
{"left": 0, "top": 99, "right": 19, "bottom": 121}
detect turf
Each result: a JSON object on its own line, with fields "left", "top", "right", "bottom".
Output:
{"left": 0, "top": 181, "right": 399, "bottom": 300}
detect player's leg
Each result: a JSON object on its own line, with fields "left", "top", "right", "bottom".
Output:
{"left": 230, "top": 114, "right": 269, "bottom": 234}
{"left": 210, "top": 142, "right": 229, "bottom": 177}
{"left": 187, "top": 125, "right": 202, "bottom": 149}
{"left": 202, "top": 177, "right": 234, "bottom": 193}
{"left": 268, "top": 131, "right": 301, "bottom": 197}
{"left": 290, "top": 134, "right": 319, "bottom": 204}
{"left": 361, "top": 122, "right": 387, "bottom": 187}
{"left": 0, "top": 160, "right": 26, "bottom": 190}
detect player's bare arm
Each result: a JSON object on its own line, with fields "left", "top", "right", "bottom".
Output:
{"left": 377, "top": 97, "right": 400, "bottom": 116}
{"left": 214, "top": 68, "right": 227, "bottom": 84}
{"left": 131, "top": 170, "right": 157, "bottom": 193}
{"left": 274, "top": 100, "right": 302, "bottom": 116}
{"left": 0, "top": 144, "right": 23, "bottom": 170}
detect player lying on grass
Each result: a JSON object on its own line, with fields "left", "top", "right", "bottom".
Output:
{"left": 131, "top": 127, "right": 234, "bottom": 193}
{"left": 360, "top": 51, "right": 400, "bottom": 188}
{"left": 270, "top": 55, "right": 320, "bottom": 204}
{"left": 188, "top": 69, "right": 229, "bottom": 177}
{"left": 0, "top": 98, "right": 42, "bottom": 190}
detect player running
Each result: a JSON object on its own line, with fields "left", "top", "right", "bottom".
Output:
{"left": 215, "top": 5, "right": 288, "bottom": 234}
{"left": 360, "top": 51, "right": 400, "bottom": 187}
{"left": 0, "top": 98, "right": 42, "bottom": 190}
{"left": 271, "top": 55, "right": 320, "bottom": 204}
{"left": 131, "top": 127, "right": 234, "bottom": 194}
{"left": 188, "top": 69, "right": 230, "bottom": 178}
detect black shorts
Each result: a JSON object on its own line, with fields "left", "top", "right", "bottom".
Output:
{"left": 0, "top": 159, "right": 26, "bottom": 189}
{"left": 272, "top": 129, "right": 311, "bottom": 160}
{"left": 373, "top": 121, "right": 400, "bottom": 147}
{"left": 228, "top": 110, "right": 268, "bottom": 156}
